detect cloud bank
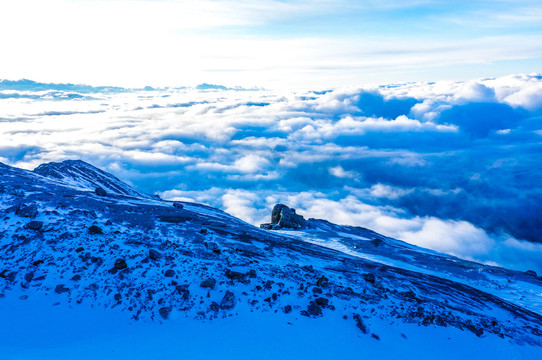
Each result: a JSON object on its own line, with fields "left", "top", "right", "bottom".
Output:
{"left": 1, "top": 74, "right": 542, "bottom": 272}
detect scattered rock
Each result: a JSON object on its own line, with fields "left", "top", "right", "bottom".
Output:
{"left": 95, "top": 187, "right": 107, "bottom": 196}
{"left": 362, "top": 273, "right": 376, "bottom": 284}
{"left": 315, "top": 297, "right": 329, "bottom": 307}
{"left": 114, "top": 293, "right": 122, "bottom": 301}
{"left": 176, "top": 284, "right": 190, "bottom": 300}
{"left": 284, "top": 305, "right": 292, "bottom": 314}
{"left": 164, "top": 269, "right": 176, "bottom": 277}
{"left": 149, "top": 249, "right": 161, "bottom": 261}
{"left": 225, "top": 269, "right": 246, "bottom": 282}
{"left": 208, "top": 301, "right": 220, "bottom": 313}
{"left": 114, "top": 259, "right": 127, "bottom": 270}
{"left": 159, "top": 306, "right": 172, "bottom": 320}
{"left": 220, "top": 290, "right": 236, "bottom": 309}
{"left": 353, "top": 313, "right": 368, "bottom": 334}
{"left": 55, "top": 284, "right": 69, "bottom": 294}
{"left": 200, "top": 278, "right": 217, "bottom": 289}
{"left": 88, "top": 225, "right": 103, "bottom": 235}
{"left": 173, "top": 202, "right": 184, "bottom": 209}
{"left": 307, "top": 301, "right": 323, "bottom": 316}
{"left": 75, "top": 247, "right": 84, "bottom": 253}
{"left": 371, "top": 238, "right": 383, "bottom": 247}
{"left": 25, "top": 221, "right": 43, "bottom": 231}
{"left": 16, "top": 204, "right": 38, "bottom": 218}
{"left": 316, "top": 275, "right": 329, "bottom": 288}
{"left": 24, "top": 272, "right": 34, "bottom": 282}
{"left": 71, "top": 274, "right": 81, "bottom": 281}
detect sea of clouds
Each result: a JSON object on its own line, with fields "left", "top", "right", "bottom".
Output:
{"left": 1, "top": 75, "right": 542, "bottom": 272}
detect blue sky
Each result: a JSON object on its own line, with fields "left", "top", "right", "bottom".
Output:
{"left": 0, "top": 0, "right": 541, "bottom": 88}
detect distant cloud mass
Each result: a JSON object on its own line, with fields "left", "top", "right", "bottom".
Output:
{"left": 1, "top": 74, "right": 542, "bottom": 272}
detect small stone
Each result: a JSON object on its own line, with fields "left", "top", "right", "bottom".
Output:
{"left": 164, "top": 269, "right": 176, "bottom": 277}
{"left": 200, "top": 278, "right": 217, "bottom": 289}
{"left": 16, "top": 204, "right": 38, "bottom": 218}
{"left": 95, "top": 187, "right": 107, "bottom": 196}
{"left": 55, "top": 284, "right": 69, "bottom": 294}
{"left": 173, "top": 202, "right": 184, "bottom": 209}
{"left": 26, "top": 221, "right": 43, "bottom": 231}
{"left": 353, "top": 313, "right": 368, "bottom": 334}
{"left": 315, "top": 297, "right": 329, "bottom": 307}
{"left": 208, "top": 301, "right": 220, "bottom": 313}
{"left": 149, "top": 249, "right": 161, "bottom": 261}
{"left": 312, "top": 287, "right": 323, "bottom": 294}
{"left": 75, "top": 247, "right": 84, "bottom": 253}
{"left": 220, "top": 290, "right": 236, "bottom": 310}
{"left": 225, "top": 269, "right": 246, "bottom": 282}
{"left": 24, "top": 272, "right": 34, "bottom": 282}
{"left": 284, "top": 305, "right": 292, "bottom": 314}
{"left": 114, "top": 293, "right": 122, "bottom": 301}
{"left": 316, "top": 275, "right": 329, "bottom": 288}
{"left": 307, "top": 301, "right": 322, "bottom": 316}
{"left": 362, "top": 273, "right": 376, "bottom": 284}
{"left": 88, "top": 225, "right": 103, "bottom": 235}
{"left": 176, "top": 284, "right": 190, "bottom": 300}
{"left": 159, "top": 306, "right": 172, "bottom": 320}
{"left": 114, "top": 259, "right": 127, "bottom": 270}
{"left": 71, "top": 274, "right": 81, "bottom": 281}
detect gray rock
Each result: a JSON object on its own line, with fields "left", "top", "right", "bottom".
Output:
{"left": 225, "top": 269, "right": 246, "bottom": 282}
{"left": 208, "top": 301, "right": 220, "bottom": 313}
{"left": 220, "top": 290, "right": 236, "bottom": 309}
{"left": 164, "top": 269, "right": 176, "bottom": 277}
{"left": 200, "top": 278, "right": 217, "bottom": 289}
{"left": 88, "top": 225, "right": 103, "bottom": 234}
{"left": 114, "top": 259, "right": 127, "bottom": 270}
{"left": 353, "top": 313, "right": 368, "bottom": 334}
{"left": 261, "top": 204, "right": 306, "bottom": 230}
{"left": 95, "top": 187, "right": 107, "bottom": 196}
{"left": 307, "top": 301, "right": 322, "bottom": 316}
{"left": 26, "top": 221, "right": 43, "bottom": 231}
{"left": 159, "top": 306, "right": 172, "bottom": 320}
{"left": 363, "top": 273, "right": 376, "bottom": 284}
{"left": 173, "top": 202, "right": 184, "bottom": 209}
{"left": 149, "top": 249, "right": 161, "bottom": 261}
{"left": 55, "top": 284, "right": 69, "bottom": 294}
{"left": 315, "top": 297, "right": 329, "bottom": 307}
{"left": 176, "top": 284, "right": 190, "bottom": 300}
{"left": 24, "top": 272, "right": 34, "bottom": 282}
{"left": 16, "top": 204, "right": 38, "bottom": 218}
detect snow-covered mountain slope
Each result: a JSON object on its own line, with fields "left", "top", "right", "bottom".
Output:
{"left": 1, "top": 160, "right": 542, "bottom": 359}
{"left": 33, "top": 159, "right": 152, "bottom": 199}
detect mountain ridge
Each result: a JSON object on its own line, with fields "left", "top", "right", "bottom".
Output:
{"left": 1, "top": 160, "right": 542, "bottom": 356}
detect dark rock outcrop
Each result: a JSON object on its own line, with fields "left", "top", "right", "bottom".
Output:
{"left": 200, "top": 278, "right": 217, "bottom": 289}
{"left": 95, "top": 187, "right": 107, "bottom": 196}
{"left": 220, "top": 290, "right": 236, "bottom": 309}
{"left": 260, "top": 204, "right": 306, "bottom": 230}
{"left": 16, "top": 204, "right": 38, "bottom": 218}
{"left": 26, "top": 220, "right": 43, "bottom": 231}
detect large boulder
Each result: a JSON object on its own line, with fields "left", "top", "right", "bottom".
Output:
{"left": 260, "top": 204, "right": 306, "bottom": 230}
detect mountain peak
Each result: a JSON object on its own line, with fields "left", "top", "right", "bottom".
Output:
{"left": 33, "top": 159, "right": 150, "bottom": 199}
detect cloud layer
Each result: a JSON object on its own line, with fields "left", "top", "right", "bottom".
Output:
{"left": 1, "top": 74, "right": 542, "bottom": 272}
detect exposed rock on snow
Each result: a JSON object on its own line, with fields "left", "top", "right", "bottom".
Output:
{"left": 1, "top": 160, "right": 542, "bottom": 348}
{"left": 260, "top": 204, "right": 306, "bottom": 230}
